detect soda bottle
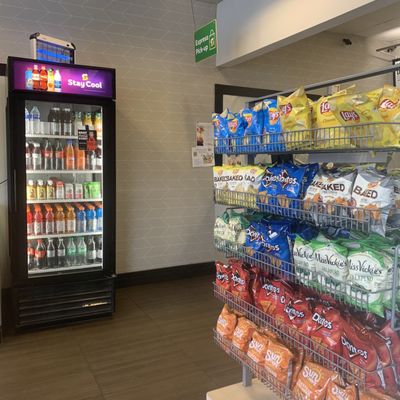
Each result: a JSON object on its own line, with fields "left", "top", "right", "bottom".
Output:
{"left": 75, "top": 144, "right": 86, "bottom": 170}
{"left": 32, "top": 65, "right": 40, "bottom": 90}
{"left": 76, "top": 236, "right": 87, "bottom": 265}
{"left": 43, "top": 139, "right": 53, "bottom": 170}
{"left": 76, "top": 204, "right": 87, "bottom": 233}
{"left": 26, "top": 206, "right": 33, "bottom": 236}
{"left": 53, "top": 107, "right": 61, "bottom": 135}
{"left": 65, "top": 140, "right": 75, "bottom": 170}
{"left": 87, "top": 236, "right": 96, "bottom": 264}
{"left": 25, "top": 68, "right": 33, "bottom": 90}
{"left": 55, "top": 205, "right": 65, "bottom": 234}
{"left": 66, "top": 238, "right": 76, "bottom": 266}
{"left": 86, "top": 150, "right": 96, "bottom": 170}
{"left": 96, "top": 144, "right": 102, "bottom": 170}
{"left": 35, "top": 239, "right": 46, "bottom": 269}
{"left": 25, "top": 107, "right": 31, "bottom": 135}
{"left": 32, "top": 143, "right": 42, "bottom": 170}
{"left": 96, "top": 236, "right": 103, "bottom": 263}
{"left": 30, "top": 106, "right": 41, "bottom": 135}
{"left": 33, "top": 206, "right": 44, "bottom": 235}
{"left": 74, "top": 111, "right": 84, "bottom": 136}
{"left": 94, "top": 111, "right": 102, "bottom": 138}
{"left": 54, "top": 69, "right": 62, "bottom": 93}
{"left": 25, "top": 142, "right": 33, "bottom": 170}
{"left": 57, "top": 238, "right": 66, "bottom": 267}
{"left": 47, "top": 68, "right": 54, "bottom": 92}
{"left": 66, "top": 205, "right": 76, "bottom": 233}
{"left": 85, "top": 204, "right": 97, "bottom": 232}
{"left": 39, "top": 66, "right": 48, "bottom": 91}
{"left": 63, "top": 108, "right": 73, "bottom": 136}
{"left": 27, "top": 240, "right": 35, "bottom": 269}
{"left": 95, "top": 203, "right": 103, "bottom": 231}
{"left": 45, "top": 205, "right": 55, "bottom": 234}
{"left": 55, "top": 140, "right": 64, "bottom": 170}
{"left": 48, "top": 108, "right": 56, "bottom": 135}
{"left": 47, "top": 238, "right": 56, "bottom": 268}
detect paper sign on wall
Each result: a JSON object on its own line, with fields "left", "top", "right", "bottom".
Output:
{"left": 192, "top": 146, "right": 214, "bottom": 168}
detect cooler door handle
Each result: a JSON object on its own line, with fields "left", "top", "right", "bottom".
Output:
{"left": 13, "top": 168, "right": 17, "bottom": 213}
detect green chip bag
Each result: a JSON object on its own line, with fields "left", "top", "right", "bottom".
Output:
{"left": 293, "top": 236, "right": 318, "bottom": 288}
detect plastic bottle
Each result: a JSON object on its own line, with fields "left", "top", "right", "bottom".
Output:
{"left": 47, "top": 68, "right": 54, "bottom": 92}
{"left": 32, "top": 143, "right": 42, "bottom": 170}
{"left": 86, "top": 150, "right": 96, "bottom": 170}
{"left": 25, "top": 107, "right": 31, "bottom": 135}
{"left": 87, "top": 236, "right": 96, "bottom": 264}
{"left": 74, "top": 111, "right": 84, "bottom": 136}
{"left": 65, "top": 140, "right": 75, "bottom": 170}
{"left": 32, "top": 65, "right": 40, "bottom": 90}
{"left": 25, "top": 142, "right": 33, "bottom": 170}
{"left": 25, "top": 68, "right": 33, "bottom": 90}
{"left": 52, "top": 107, "right": 61, "bottom": 135}
{"left": 30, "top": 106, "right": 41, "bottom": 135}
{"left": 33, "top": 206, "right": 44, "bottom": 235}
{"left": 57, "top": 238, "right": 66, "bottom": 267}
{"left": 83, "top": 112, "right": 93, "bottom": 129}
{"left": 39, "top": 66, "right": 48, "bottom": 91}
{"left": 43, "top": 139, "right": 53, "bottom": 170}
{"left": 36, "top": 179, "right": 46, "bottom": 200}
{"left": 66, "top": 205, "right": 76, "bottom": 233}
{"left": 85, "top": 204, "right": 97, "bottom": 232}
{"left": 55, "top": 205, "right": 65, "bottom": 234}
{"left": 66, "top": 238, "right": 76, "bottom": 266}
{"left": 54, "top": 69, "right": 62, "bottom": 93}
{"left": 95, "top": 203, "right": 103, "bottom": 231}
{"left": 47, "top": 238, "right": 56, "bottom": 268}
{"left": 96, "top": 236, "right": 102, "bottom": 263}
{"left": 27, "top": 240, "right": 35, "bottom": 269}
{"left": 26, "top": 206, "right": 33, "bottom": 236}
{"left": 96, "top": 144, "right": 102, "bottom": 170}
{"left": 94, "top": 112, "right": 102, "bottom": 138}
{"left": 75, "top": 144, "right": 86, "bottom": 170}
{"left": 56, "top": 180, "right": 65, "bottom": 199}
{"left": 75, "top": 204, "right": 87, "bottom": 233}
{"left": 27, "top": 180, "right": 36, "bottom": 200}
{"left": 45, "top": 205, "right": 55, "bottom": 235}
{"left": 76, "top": 237, "right": 87, "bottom": 265}
{"left": 63, "top": 108, "right": 73, "bottom": 136}
{"left": 35, "top": 239, "right": 46, "bottom": 269}
{"left": 55, "top": 140, "right": 64, "bottom": 170}
{"left": 46, "top": 179, "right": 56, "bottom": 200}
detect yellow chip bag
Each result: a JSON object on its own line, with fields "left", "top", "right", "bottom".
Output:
{"left": 378, "top": 84, "right": 400, "bottom": 141}
{"left": 329, "top": 93, "right": 399, "bottom": 148}
{"left": 278, "top": 87, "right": 311, "bottom": 150}
{"left": 366, "top": 87, "right": 383, "bottom": 107}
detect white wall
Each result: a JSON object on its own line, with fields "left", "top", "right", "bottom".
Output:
{"left": 0, "top": 0, "right": 394, "bottom": 286}
{"left": 216, "top": 0, "right": 399, "bottom": 66}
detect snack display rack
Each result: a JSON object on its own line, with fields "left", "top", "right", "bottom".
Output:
{"left": 211, "top": 63, "right": 400, "bottom": 399}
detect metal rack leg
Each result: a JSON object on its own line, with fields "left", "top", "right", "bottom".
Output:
{"left": 242, "top": 365, "right": 252, "bottom": 387}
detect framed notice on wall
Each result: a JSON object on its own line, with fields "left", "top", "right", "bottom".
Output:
{"left": 393, "top": 58, "right": 400, "bottom": 87}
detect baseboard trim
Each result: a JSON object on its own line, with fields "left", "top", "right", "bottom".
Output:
{"left": 116, "top": 261, "right": 214, "bottom": 287}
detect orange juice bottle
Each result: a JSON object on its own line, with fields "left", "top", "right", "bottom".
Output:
{"left": 65, "top": 140, "right": 75, "bottom": 170}
{"left": 66, "top": 205, "right": 76, "bottom": 233}
{"left": 55, "top": 204, "right": 66, "bottom": 234}
{"left": 75, "top": 144, "right": 86, "bottom": 170}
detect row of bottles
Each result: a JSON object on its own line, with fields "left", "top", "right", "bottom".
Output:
{"left": 27, "top": 203, "right": 103, "bottom": 236}
{"left": 28, "top": 236, "right": 102, "bottom": 270}
{"left": 25, "top": 106, "right": 102, "bottom": 137}
{"left": 26, "top": 139, "right": 102, "bottom": 171}
{"left": 25, "top": 65, "right": 61, "bottom": 92}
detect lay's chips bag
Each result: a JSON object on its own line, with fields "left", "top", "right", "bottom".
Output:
{"left": 262, "top": 98, "right": 284, "bottom": 152}
{"left": 278, "top": 87, "right": 311, "bottom": 150}
{"left": 226, "top": 111, "right": 248, "bottom": 153}
{"left": 366, "top": 87, "right": 383, "bottom": 107}
{"left": 212, "top": 110, "right": 229, "bottom": 153}
{"left": 240, "top": 102, "right": 263, "bottom": 152}
{"left": 378, "top": 84, "right": 400, "bottom": 143}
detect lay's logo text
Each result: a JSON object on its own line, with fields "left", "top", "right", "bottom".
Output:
{"left": 340, "top": 110, "right": 359, "bottom": 122}
{"left": 280, "top": 103, "right": 292, "bottom": 116}
{"left": 380, "top": 98, "right": 398, "bottom": 109}
{"left": 320, "top": 101, "right": 330, "bottom": 114}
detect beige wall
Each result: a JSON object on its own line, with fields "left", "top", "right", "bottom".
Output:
{"left": 0, "top": 0, "right": 394, "bottom": 283}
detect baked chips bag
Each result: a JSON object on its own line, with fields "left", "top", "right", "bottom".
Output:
{"left": 278, "top": 87, "right": 311, "bottom": 150}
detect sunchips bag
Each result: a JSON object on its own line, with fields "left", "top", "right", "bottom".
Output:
{"left": 240, "top": 102, "right": 263, "bottom": 152}
{"left": 212, "top": 110, "right": 229, "bottom": 153}
{"left": 232, "top": 317, "right": 257, "bottom": 352}
{"left": 247, "top": 331, "right": 270, "bottom": 364}
{"left": 262, "top": 98, "right": 284, "bottom": 152}
{"left": 264, "top": 339, "right": 294, "bottom": 385}
{"left": 216, "top": 305, "right": 237, "bottom": 340}
{"left": 278, "top": 87, "right": 311, "bottom": 150}
{"left": 226, "top": 111, "right": 248, "bottom": 153}
{"left": 326, "top": 381, "right": 357, "bottom": 400}
{"left": 329, "top": 93, "right": 398, "bottom": 148}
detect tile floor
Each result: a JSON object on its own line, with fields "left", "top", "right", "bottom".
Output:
{"left": 0, "top": 275, "right": 240, "bottom": 400}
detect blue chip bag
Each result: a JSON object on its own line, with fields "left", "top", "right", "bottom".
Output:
{"left": 302, "top": 163, "right": 319, "bottom": 196}
{"left": 212, "top": 111, "right": 229, "bottom": 153}
{"left": 227, "top": 111, "right": 247, "bottom": 153}
{"left": 262, "top": 99, "right": 284, "bottom": 152}
{"left": 240, "top": 102, "right": 263, "bottom": 152}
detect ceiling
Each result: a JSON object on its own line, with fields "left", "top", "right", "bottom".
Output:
{"left": 330, "top": 1, "right": 400, "bottom": 43}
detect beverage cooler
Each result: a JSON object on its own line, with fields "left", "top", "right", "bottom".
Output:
{"left": 6, "top": 57, "right": 116, "bottom": 329}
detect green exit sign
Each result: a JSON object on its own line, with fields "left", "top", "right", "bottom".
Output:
{"left": 194, "top": 19, "right": 217, "bottom": 62}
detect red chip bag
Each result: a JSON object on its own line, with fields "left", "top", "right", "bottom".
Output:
{"left": 215, "top": 261, "right": 231, "bottom": 291}
{"left": 290, "top": 347, "right": 305, "bottom": 390}
{"left": 247, "top": 331, "right": 270, "bottom": 365}
{"left": 379, "top": 321, "right": 400, "bottom": 376}
{"left": 359, "top": 389, "right": 398, "bottom": 399}
{"left": 232, "top": 317, "right": 257, "bottom": 352}
{"left": 283, "top": 297, "right": 313, "bottom": 332}
{"left": 382, "top": 365, "right": 398, "bottom": 396}
{"left": 230, "top": 262, "right": 252, "bottom": 304}
{"left": 272, "top": 281, "right": 295, "bottom": 326}
{"left": 216, "top": 305, "right": 237, "bottom": 340}
{"left": 326, "top": 381, "right": 357, "bottom": 400}
{"left": 249, "top": 266, "right": 262, "bottom": 305}
{"left": 257, "top": 278, "right": 283, "bottom": 314}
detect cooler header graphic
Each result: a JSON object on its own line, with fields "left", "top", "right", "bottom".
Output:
{"left": 11, "top": 59, "right": 114, "bottom": 98}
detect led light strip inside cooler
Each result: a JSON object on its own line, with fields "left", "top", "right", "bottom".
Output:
{"left": 214, "top": 122, "right": 400, "bottom": 155}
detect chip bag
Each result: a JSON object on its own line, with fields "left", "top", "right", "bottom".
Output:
{"left": 293, "top": 235, "right": 318, "bottom": 287}
{"left": 247, "top": 331, "right": 270, "bottom": 365}
{"left": 226, "top": 111, "right": 248, "bottom": 153}
{"left": 378, "top": 84, "right": 400, "bottom": 141}
{"left": 232, "top": 317, "right": 257, "bottom": 352}
{"left": 278, "top": 87, "right": 311, "bottom": 150}
{"left": 262, "top": 98, "right": 284, "bottom": 152}
{"left": 230, "top": 261, "right": 252, "bottom": 303}
{"left": 264, "top": 339, "right": 294, "bottom": 385}
{"left": 240, "top": 102, "right": 263, "bottom": 152}
{"left": 326, "top": 381, "right": 357, "bottom": 400}
{"left": 216, "top": 304, "right": 237, "bottom": 340}
{"left": 212, "top": 111, "right": 229, "bottom": 153}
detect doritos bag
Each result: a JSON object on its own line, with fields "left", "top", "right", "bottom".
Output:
{"left": 264, "top": 339, "right": 294, "bottom": 385}
{"left": 278, "top": 87, "right": 311, "bottom": 150}
{"left": 326, "top": 381, "right": 357, "bottom": 400}
{"left": 257, "top": 278, "right": 285, "bottom": 314}
{"left": 379, "top": 321, "right": 400, "bottom": 376}
{"left": 240, "top": 102, "right": 263, "bottom": 152}
{"left": 215, "top": 261, "right": 231, "bottom": 291}
{"left": 212, "top": 111, "right": 229, "bottom": 153}
{"left": 290, "top": 347, "right": 305, "bottom": 390}
{"left": 230, "top": 261, "right": 252, "bottom": 304}
{"left": 216, "top": 305, "right": 237, "bottom": 340}
{"left": 249, "top": 266, "right": 262, "bottom": 305}
{"left": 262, "top": 98, "right": 284, "bottom": 152}
{"left": 293, "top": 361, "right": 340, "bottom": 400}
{"left": 247, "top": 331, "right": 270, "bottom": 365}
{"left": 232, "top": 317, "right": 257, "bottom": 352}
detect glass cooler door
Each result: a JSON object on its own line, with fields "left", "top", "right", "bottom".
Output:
{"left": 25, "top": 100, "right": 103, "bottom": 277}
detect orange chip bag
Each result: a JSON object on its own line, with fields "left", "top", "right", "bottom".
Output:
{"left": 247, "top": 331, "right": 270, "bottom": 365}
{"left": 232, "top": 317, "right": 257, "bottom": 352}
{"left": 278, "top": 87, "right": 311, "bottom": 150}
{"left": 290, "top": 347, "right": 305, "bottom": 390}
{"left": 326, "top": 381, "right": 357, "bottom": 400}
{"left": 264, "top": 339, "right": 294, "bottom": 385}
{"left": 359, "top": 389, "right": 397, "bottom": 399}
{"left": 293, "top": 361, "right": 340, "bottom": 400}
{"left": 216, "top": 305, "right": 237, "bottom": 340}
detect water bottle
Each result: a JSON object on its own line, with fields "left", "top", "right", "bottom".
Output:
{"left": 25, "top": 107, "right": 31, "bottom": 135}
{"left": 96, "top": 237, "right": 103, "bottom": 263}
{"left": 87, "top": 236, "right": 96, "bottom": 264}
{"left": 66, "top": 237, "right": 76, "bottom": 266}
{"left": 30, "top": 106, "right": 41, "bottom": 135}
{"left": 76, "top": 237, "right": 87, "bottom": 265}
{"left": 86, "top": 207, "right": 97, "bottom": 232}
{"left": 57, "top": 238, "right": 66, "bottom": 267}
{"left": 76, "top": 208, "right": 87, "bottom": 233}
{"left": 96, "top": 206, "right": 103, "bottom": 231}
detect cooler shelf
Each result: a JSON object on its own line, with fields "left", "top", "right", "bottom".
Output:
{"left": 29, "top": 263, "right": 102, "bottom": 275}
{"left": 27, "top": 198, "right": 102, "bottom": 204}
{"left": 28, "top": 231, "right": 102, "bottom": 240}
{"left": 27, "top": 170, "right": 102, "bottom": 174}
{"left": 26, "top": 134, "right": 102, "bottom": 141}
